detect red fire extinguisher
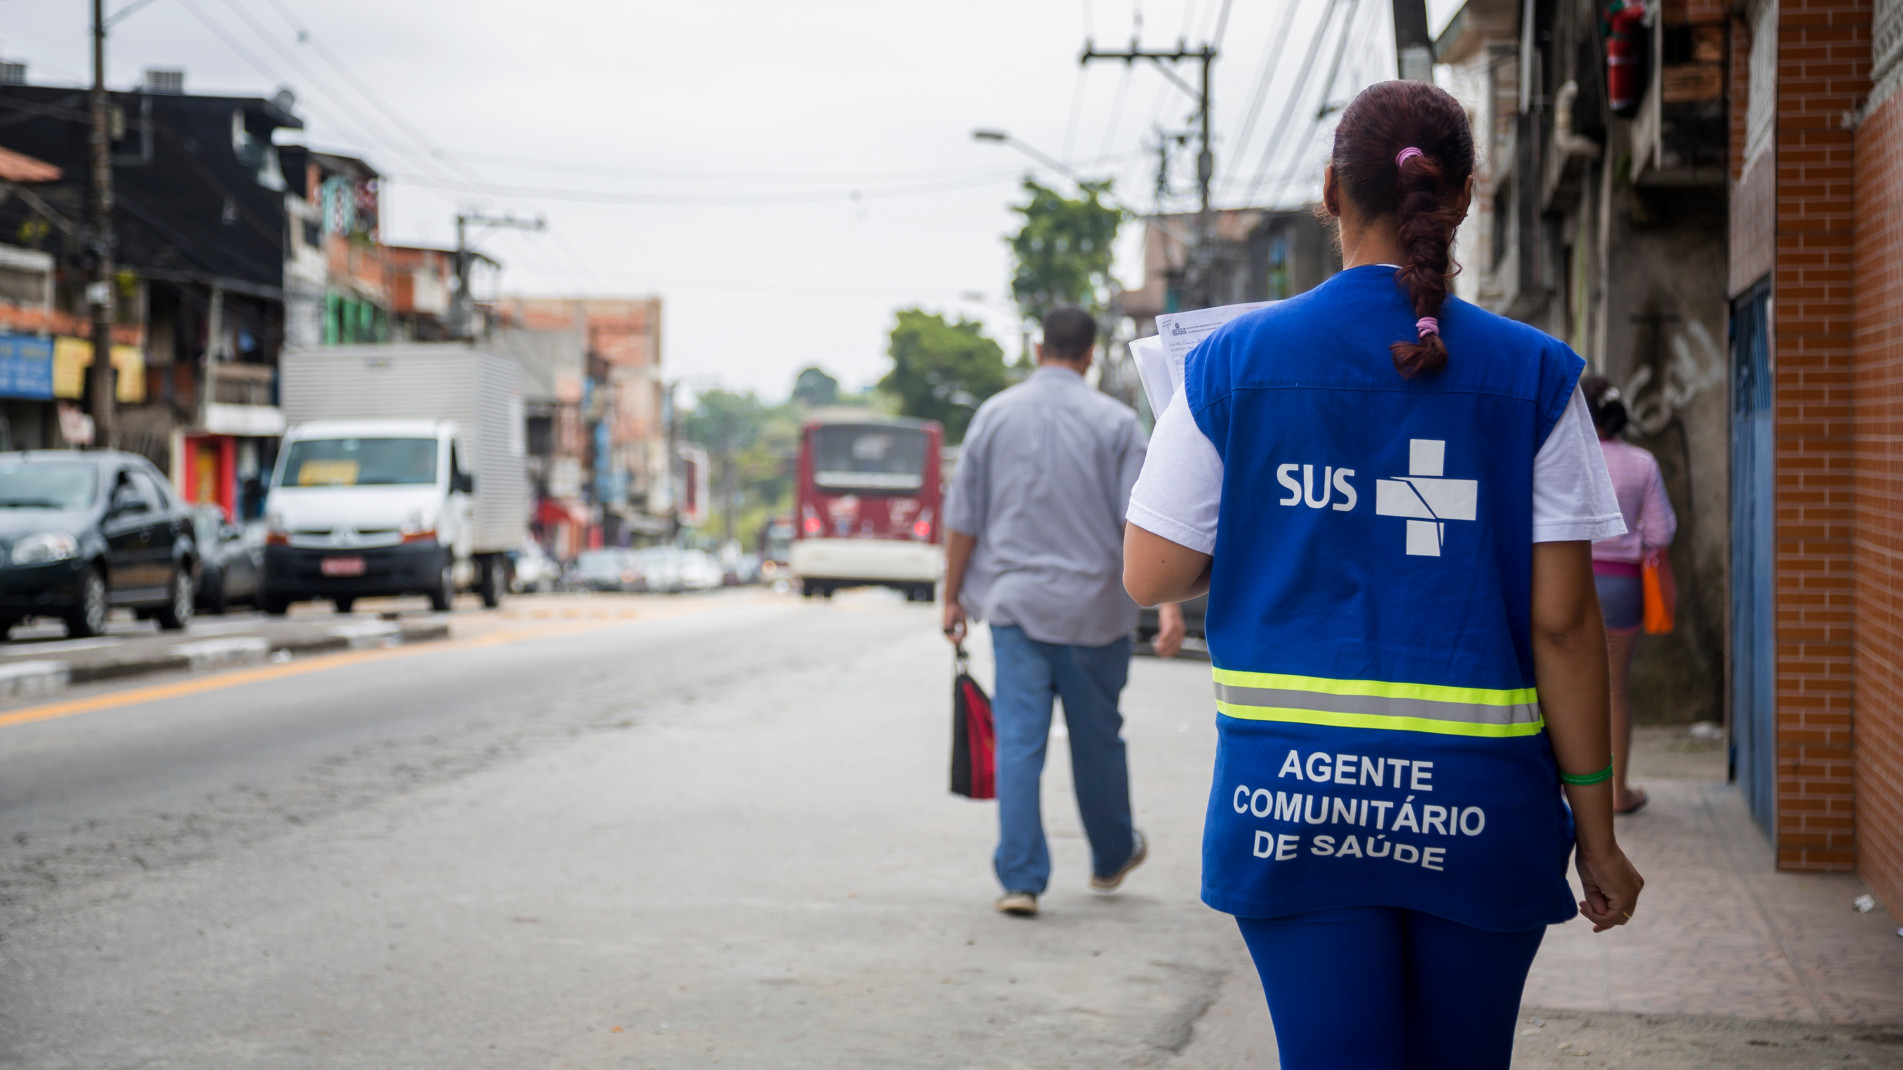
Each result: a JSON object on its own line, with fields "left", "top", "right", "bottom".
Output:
{"left": 1605, "top": 0, "right": 1649, "bottom": 117}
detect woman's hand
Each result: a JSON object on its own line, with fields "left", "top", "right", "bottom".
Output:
{"left": 1574, "top": 840, "right": 1644, "bottom": 932}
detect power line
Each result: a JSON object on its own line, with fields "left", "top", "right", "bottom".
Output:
{"left": 171, "top": 0, "right": 394, "bottom": 159}
{"left": 1221, "top": 0, "right": 1307, "bottom": 188}
{"left": 1240, "top": 0, "right": 1342, "bottom": 207}
{"left": 1229, "top": 1, "right": 1379, "bottom": 207}
{"left": 1313, "top": 0, "right": 1366, "bottom": 125}
{"left": 1060, "top": 67, "right": 1088, "bottom": 165}
{"left": 212, "top": 0, "right": 477, "bottom": 197}
{"left": 1096, "top": 64, "right": 1133, "bottom": 161}
{"left": 380, "top": 168, "right": 1039, "bottom": 207}
{"left": 1207, "top": 0, "right": 1235, "bottom": 46}
{"left": 258, "top": 0, "right": 471, "bottom": 176}
{"left": 194, "top": 0, "right": 415, "bottom": 159}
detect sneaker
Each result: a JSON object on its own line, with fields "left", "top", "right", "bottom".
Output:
{"left": 1090, "top": 830, "right": 1148, "bottom": 893}
{"left": 995, "top": 891, "right": 1038, "bottom": 917}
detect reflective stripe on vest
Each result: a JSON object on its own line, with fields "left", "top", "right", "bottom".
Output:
{"left": 1212, "top": 667, "right": 1544, "bottom": 738}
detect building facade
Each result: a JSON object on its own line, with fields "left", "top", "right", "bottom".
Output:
{"left": 1724, "top": 0, "right": 1903, "bottom": 903}
{"left": 495, "top": 297, "right": 668, "bottom": 546}
{"left": 1437, "top": 0, "right": 1903, "bottom": 907}
{"left": 0, "top": 76, "right": 300, "bottom": 520}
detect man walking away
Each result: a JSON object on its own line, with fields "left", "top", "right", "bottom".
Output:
{"left": 941, "top": 306, "right": 1183, "bottom": 918}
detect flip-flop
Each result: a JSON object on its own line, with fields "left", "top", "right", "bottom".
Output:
{"left": 1615, "top": 788, "right": 1650, "bottom": 815}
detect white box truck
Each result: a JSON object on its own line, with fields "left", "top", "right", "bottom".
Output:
{"left": 262, "top": 344, "right": 527, "bottom": 613}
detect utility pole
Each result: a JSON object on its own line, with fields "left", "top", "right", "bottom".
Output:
{"left": 1390, "top": 0, "right": 1436, "bottom": 81}
{"left": 452, "top": 210, "right": 544, "bottom": 340}
{"left": 1081, "top": 38, "right": 1217, "bottom": 308}
{"left": 86, "top": 0, "right": 116, "bottom": 448}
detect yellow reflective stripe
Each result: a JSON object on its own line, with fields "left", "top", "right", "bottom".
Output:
{"left": 1215, "top": 700, "right": 1547, "bottom": 738}
{"left": 1211, "top": 667, "right": 1537, "bottom": 707}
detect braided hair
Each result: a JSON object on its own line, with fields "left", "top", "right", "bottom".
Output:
{"left": 1328, "top": 81, "right": 1477, "bottom": 378}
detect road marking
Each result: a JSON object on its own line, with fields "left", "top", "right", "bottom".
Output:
{"left": 0, "top": 592, "right": 793, "bottom": 732}
{"left": 0, "top": 619, "right": 623, "bottom": 731}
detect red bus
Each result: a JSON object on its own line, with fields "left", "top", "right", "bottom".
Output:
{"left": 790, "top": 416, "right": 943, "bottom": 601}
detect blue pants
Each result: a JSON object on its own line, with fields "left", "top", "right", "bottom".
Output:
{"left": 1236, "top": 907, "right": 1545, "bottom": 1070}
{"left": 990, "top": 625, "right": 1136, "bottom": 894}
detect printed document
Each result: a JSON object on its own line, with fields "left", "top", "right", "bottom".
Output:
{"left": 1133, "top": 301, "right": 1270, "bottom": 415}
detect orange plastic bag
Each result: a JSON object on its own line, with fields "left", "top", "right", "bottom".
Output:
{"left": 1642, "top": 551, "right": 1676, "bottom": 634}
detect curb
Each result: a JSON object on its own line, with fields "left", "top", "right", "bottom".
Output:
{"left": 13, "top": 621, "right": 454, "bottom": 692}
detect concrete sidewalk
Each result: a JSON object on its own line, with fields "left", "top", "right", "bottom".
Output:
{"left": 1170, "top": 725, "right": 1903, "bottom": 1068}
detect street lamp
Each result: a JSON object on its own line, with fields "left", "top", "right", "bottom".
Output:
{"left": 969, "top": 128, "right": 1191, "bottom": 244}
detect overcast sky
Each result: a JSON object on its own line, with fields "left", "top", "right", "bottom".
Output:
{"left": 1, "top": 0, "right": 1462, "bottom": 397}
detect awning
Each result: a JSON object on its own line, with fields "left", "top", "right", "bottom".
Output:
{"left": 536, "top": 498, "right": 592, "bottom": 527}
{"left": 52, "top": 337, "right": 144, "bottom": 403}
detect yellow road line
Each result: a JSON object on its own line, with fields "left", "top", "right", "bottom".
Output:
{"left": 0, "top": 619, "right": 621, "bottom": 731}
{"left": 0, "top": 592, "right": 791, "bottom": 732}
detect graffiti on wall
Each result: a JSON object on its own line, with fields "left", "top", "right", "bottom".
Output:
{"left": 1623, "top": 318, "right": 1724, "bottom": 435}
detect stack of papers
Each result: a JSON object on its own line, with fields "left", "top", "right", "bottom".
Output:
{"left": 1130, "top": 302, "right": 1269, "bottom": 416}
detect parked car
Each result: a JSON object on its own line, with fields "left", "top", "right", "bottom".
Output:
{"left": 0, "top": 450, "right": 198, "bottom": 638}
{"left": 679, "top": 549, "right": 724, "bottom": 592}
{"left": 509, "top": 537, "right": 560, "bottom": 593}
{"left": 630, "top": 547, "right": 684, "bottom": 594}
{"left": 572, "top": 548, "right": 640, "bottom": 592}
{"left": 192, "top": 505, "right": 262, "bottom": 614}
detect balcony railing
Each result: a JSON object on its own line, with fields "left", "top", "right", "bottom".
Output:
{"left": 207, "top": 361, "right": 276, "bottom": 407}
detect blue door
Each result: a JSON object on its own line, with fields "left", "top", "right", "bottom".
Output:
{"left": 1730, "top": 282, "right": 1776, "bottom": 837}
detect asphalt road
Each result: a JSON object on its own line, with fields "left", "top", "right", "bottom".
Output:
{"left": 0, "top": 589, "right": 1244, "bottom": 1069}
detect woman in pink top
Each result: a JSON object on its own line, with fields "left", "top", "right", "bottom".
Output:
{"left": 1583, "top": 376, "right": 1677, "bottom": 814}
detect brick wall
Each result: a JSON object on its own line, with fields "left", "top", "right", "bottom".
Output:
{"left": 1772, "top": 0, "right": 1870, "bottom": 871}
{"left": 1852, "top": 90, "right": 1903, "bottom": 906}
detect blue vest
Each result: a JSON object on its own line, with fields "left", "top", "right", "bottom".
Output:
{"left": 1186, "top": 265, "right": 1584, "bottom": 932}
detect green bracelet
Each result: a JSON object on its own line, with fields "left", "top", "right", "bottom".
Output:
{"left": 1560, "top": 761, "right": 1614, "bottom": 786}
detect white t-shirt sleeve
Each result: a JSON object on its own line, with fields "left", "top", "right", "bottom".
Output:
{"left": 1532, "top": 387, "right": 1628, "bottom": 543}
{"left": 1126, "top": 384, "right": 1622, "bottom": 552}
{"left": 1126, "top": 390, "right": 1222, "bottom": 555}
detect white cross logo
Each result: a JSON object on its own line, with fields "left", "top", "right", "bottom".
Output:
{"left": 1374, "top": 440, "right": 1478, "bottom": 556}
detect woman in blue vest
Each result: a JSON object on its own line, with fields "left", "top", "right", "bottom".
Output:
{"left": 1123, "top": 80, "right": 1644, "bottom": 1070}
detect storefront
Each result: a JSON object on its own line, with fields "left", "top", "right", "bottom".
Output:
{"left": 0, "top": 333, "right": 55, "bottom": 450}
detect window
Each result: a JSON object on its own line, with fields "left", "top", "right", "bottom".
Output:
{"left": 0, "top": 461, "right": 98, "bottom": 510}
{"left": 131, "top": 467, "right": 172, "bottom": 509}
{"left": 282, "top": 437, "right": 438, "bottom": 487}
{"left": 811, "top": 426, "right": 927, "bottom": 492}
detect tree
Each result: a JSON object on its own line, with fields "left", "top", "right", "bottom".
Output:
{"left": 681, "top": 388, "right": 804, "bottom": 547}
{"left": 879, "top": 309, "right": 1008, "bottom": 443}
{"left": 1007, "top": 177, "right": 1125, "bottom": 327}
{"left": 791, "top": 365, "right": 839, "bottom": 407}
{"left": 682, "top": 389, "right": 770, "bottom": 544}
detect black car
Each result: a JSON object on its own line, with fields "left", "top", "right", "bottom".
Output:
{"left": 191, "top": 505, "right": 261, "bottom": 614}
{"left": 0, "top": 450, "right": 198, "bottom": 638}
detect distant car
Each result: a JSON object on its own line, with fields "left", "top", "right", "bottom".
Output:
{"left": 679, "top": 549, "right": 723, "bottom": 592}
{"left": 572, "top": 548, "right": 639, "bottom": 592}
{"left": 630, "top": 547, "right": 685, "bottom": 594}
{"left": 509, "top": 538, "right": 560, "bottom": 593}
{"left": 726, "top": 552, "right": 763, "bottom": 586}
{"left": 192, "top": 505, "right": 262, "bottom": 614}
{"left": 0, "top": 450, "right": 198, "bottom": 638}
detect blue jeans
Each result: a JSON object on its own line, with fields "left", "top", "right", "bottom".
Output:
{"left": 990, "top": 625, "right": 1136, "bottom": 894}
{"left": 1236, "top": 907, "right": 1545, "bottom": 1070}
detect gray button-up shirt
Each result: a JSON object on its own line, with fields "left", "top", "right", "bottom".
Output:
{"left": 944, "top": 364, "right": 1147, "bottom": 648}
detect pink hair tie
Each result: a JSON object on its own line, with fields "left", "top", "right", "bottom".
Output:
{"left": 1416, "top": 316, "right": 1439, "bottom": 337}
{"left": 1395, "top": 146, "right": 1425, "bottom": 167}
